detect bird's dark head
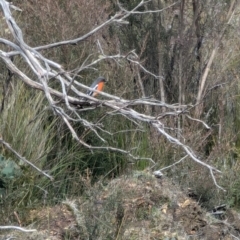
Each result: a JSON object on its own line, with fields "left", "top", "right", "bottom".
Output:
{"left": 97, "top": 76, "right": 106, "bottom": 83}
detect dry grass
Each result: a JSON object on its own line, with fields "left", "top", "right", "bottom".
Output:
{"left": 2, "top": 172, "right": 240, "bottom": 239}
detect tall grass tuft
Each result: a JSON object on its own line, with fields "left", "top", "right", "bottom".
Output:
{"left": 0, "top": 80, "right": 94, "bottom": 222}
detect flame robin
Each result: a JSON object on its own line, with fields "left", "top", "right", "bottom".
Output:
{"left": 87, "top": 76, "right": 106, "bottom": 97}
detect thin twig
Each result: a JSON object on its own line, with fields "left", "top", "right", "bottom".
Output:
{"left": 186, "top": 115, "right": 211, "bottom": 130}
{"left": 159, "top": 155, "right": 188, "bottom": 172}
{"left": 0, "top": 226, "right": 36, "bottom": 232}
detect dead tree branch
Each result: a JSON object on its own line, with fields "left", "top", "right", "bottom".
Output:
{"left": 0, "top": 225, "right": 36, "bottom": 232}
{"left": 0, "top": 0, "right": 224, "bottom": 190}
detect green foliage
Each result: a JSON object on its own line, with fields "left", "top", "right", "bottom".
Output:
{"left": 0, "top": 154, "right": 21, "bottom": 180}
{"left": 228, "top": 179, "right": 240, "bottom": 208}
{"left": 0, "top": 154, "right": 22, "bottom": 197}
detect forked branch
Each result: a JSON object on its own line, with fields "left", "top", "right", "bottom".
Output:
{"left": 0, "top": 0, "right": 224, "bottom": 190}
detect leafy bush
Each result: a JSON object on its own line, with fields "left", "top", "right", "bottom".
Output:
{"left": 0, "top": 154, "right": 21, "bottom": 180}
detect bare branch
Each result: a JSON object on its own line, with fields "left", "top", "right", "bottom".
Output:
{"left": 0, "top": 138, "right": 53, "bottom": 180}
{"left": 159, "top": 155, "right": 188, "bottom": 172}
{"left": 186, "top": 115, "right": 211, "bottom": 130}
{"left": 13, "top": 12, "right": 124, "bottom": 52}
{"left": 118, "top": 1, "right": 180, "bottom": 15}
{"left": 152, "top": 122, "right": 224, "bottom": 190}
{"left": 0, "top": 0, "right": 225, "bottom": 190}
{"left": 0, "top": 225, "right": 36, "bottom": 232}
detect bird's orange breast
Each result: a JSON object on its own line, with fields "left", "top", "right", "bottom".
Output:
{"left": 92, "top": 81, "right": 105, "bottom": 97}
{"left": 97, "top": 81, "right": 105, "bottom": 92}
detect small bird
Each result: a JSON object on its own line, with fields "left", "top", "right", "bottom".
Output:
{"left": 87, "top": 76, "right": 106, "bottom": 97}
